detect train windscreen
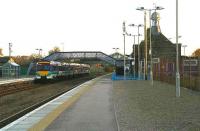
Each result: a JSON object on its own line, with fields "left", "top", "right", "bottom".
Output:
{"left": 37, "top": 62, "right": 50, "bottom": 71}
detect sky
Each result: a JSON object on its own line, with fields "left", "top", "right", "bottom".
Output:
{"left": 0, "top": 0, "right": 199, "bottom": 56}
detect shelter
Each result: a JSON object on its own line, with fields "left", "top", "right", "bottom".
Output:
{"left": 0, "top": 57, "right": 20, "bottom": 78}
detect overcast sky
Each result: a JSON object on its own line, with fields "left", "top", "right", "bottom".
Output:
{"left": 0, "top": 0, "right": 199, "bottom": 56}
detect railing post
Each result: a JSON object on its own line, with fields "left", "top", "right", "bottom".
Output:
{"left": 197, "top": 57, "right": 200, "bottom": 90}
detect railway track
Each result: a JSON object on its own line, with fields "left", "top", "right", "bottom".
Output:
{"left": 0, "top": 76, "right": 86, "bottom": 97}
{"left": 0, "top": 81, "right": 33, "bottom": 97}
{"left": 0, "top": 76, "right": 94, "bottom": 128}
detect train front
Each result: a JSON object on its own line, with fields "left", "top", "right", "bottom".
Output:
{"left": 35, "top": 61, "right": 53, "bottom": 80}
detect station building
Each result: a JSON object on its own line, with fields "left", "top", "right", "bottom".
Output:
{"left": 131, "top": 11, "right": 181, "bottom": 78}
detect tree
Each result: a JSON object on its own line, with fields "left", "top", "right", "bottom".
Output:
{"left": 48, "top": 46, "right": 61, "bottom": 55}
{"left": 192, "top": 48, "right": 200, "bottom": 57}
{"left": 12, "top": 55, "right": 41, "bottom": 66}
{"left": 29, "top": 53, "right": 42, "bottom": 60}
{"left": 0, "top": 48, "right": 3, "bottom": 56}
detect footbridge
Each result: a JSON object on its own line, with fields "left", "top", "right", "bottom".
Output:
{"left": 43, "top": 51, "right": 129, "bottom": 67}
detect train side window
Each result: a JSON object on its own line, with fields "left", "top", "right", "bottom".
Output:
{"left": 50, "top": 66, "right": 54, "bottom": 71}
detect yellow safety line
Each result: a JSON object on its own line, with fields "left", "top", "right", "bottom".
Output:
{"left": 28, "top": 77, "right": 102, "bottom": 131}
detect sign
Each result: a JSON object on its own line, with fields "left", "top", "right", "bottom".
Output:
{"left": 152, "top": 58, "right": 160, "bottom": 63}
{"left": 183, "top": 59, "right": 198, "bottom": 66}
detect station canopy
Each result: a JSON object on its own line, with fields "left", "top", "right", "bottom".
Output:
{"left": 43, "top": 51, "right": 129, "bottom": 67}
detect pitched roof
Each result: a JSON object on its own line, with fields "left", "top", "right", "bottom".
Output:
{"left": 0, "top": 57, "right": 10, "bottom": 64}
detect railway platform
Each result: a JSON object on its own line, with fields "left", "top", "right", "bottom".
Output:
{"left": 1, "top": 74, "right": 200, "bottom": 130}
{"left": 0, "top": 77, "right": 34, "bottom": 85}
{"left": 1, "top": 74, "right": 117, "bottom": 131}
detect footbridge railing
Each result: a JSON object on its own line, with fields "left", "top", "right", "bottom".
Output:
{"left": 43, "top": 51, "right": 127, "bottom": 67}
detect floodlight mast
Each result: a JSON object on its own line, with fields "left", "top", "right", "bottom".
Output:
{"left": 123, "top": 21, "right": 126, "bottom": 80}
{"left": 176, "top": 0, "right": 180, "bottom": 97}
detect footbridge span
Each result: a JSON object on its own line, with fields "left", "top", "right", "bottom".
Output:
{"left": 43, "top": 51, "right": 128, "bottom": 67}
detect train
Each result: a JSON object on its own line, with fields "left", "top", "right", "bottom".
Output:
{"left": 34, "top": 60, "right": 90, "bottom": 81}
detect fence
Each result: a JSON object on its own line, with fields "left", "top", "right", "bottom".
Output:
{"left": 0, "top": 66, "right": 31, "bottom": 80}
{"left": 153, "top": 57, "right": 200, "bottom": 91}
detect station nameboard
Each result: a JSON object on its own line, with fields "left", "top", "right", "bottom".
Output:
{"left": 183, "top": 59, "right": 198, "bottom": 66}
{"left": 153, "top": 58, "right": 160, "bottom": 63}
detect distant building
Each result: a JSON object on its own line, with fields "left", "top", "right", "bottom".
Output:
{"left": 110, "top": 52, "right": 126, "bottom": 60}
{"left": 110, "top": 52, "right": 131, "bottom": 75}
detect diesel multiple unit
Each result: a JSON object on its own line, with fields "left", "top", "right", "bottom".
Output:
{"left": 35, "top": 60, "right": 90, "bottom": 80}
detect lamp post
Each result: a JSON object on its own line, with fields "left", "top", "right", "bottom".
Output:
{"left": 137, "top": 6, "right": 164, "bottom": 82}
{"left": 133, "top": 35, "right": 136, "bottom": 78}
{"left": 127, "top": 34, "right": 137, "bottom": 78}
{"left": 9, "top": 43, "right": 12, "bottom": 57}
{"left": 61, "top": 43, "right": 64, "bottom": 52}
{"left": 182, "top": 45, "right": 187, "bottom": 56}
{"left": 112, "top": 48, "right": 119, "bottom": 53}
{"left": 137, "top": 25, "right": 143, "bottom": 79}
{"left": 176, "top": 0, "right": 180, "bottom": 97}
{"left": 123, "top": 21, "right": 126, "bottom": 80}
{"left": 112, "top": 48, "right": 119, "bottom": 59}
{"left": 149, "top": 9, "right": 153, "bottom": 85}
{"left": 137, "top": 8, "right": 147, "bottom": 80}
{"left": 36, "top": 48, "right": 43, "bottom": 56}
{"left": 112, "top": 48, "right": 119, "bottom": 67}
{"left": 129, "top": 24, "right": 143, "bottom": 79}
{"left": 126, "top": 32, "right": 141, "bottom": 78}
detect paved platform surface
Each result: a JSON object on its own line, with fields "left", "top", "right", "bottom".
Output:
{"left": 113, "top": 80, "right": 200, "bottom": 131}
{"left": 46, "top": 75, "right": 118, "bottom": 131}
